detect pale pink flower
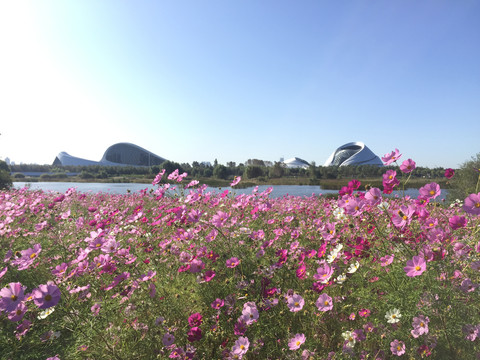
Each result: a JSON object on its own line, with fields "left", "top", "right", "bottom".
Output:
{"left": 419, "top": 182, "right": 441, "bottom": 199}
{"left": 463, "top": 192, "right": 480, "bottom": 215}
{"left": 382, "top": 149, "right": 402, "bottom": 165}
{"left": 230, "top": 176, "right": 242, "bottom": 187}
{"left": 288, "top": 333, "right": 306, "bottom": 350}
{"left": 287, "top": 294, "right": 305, "bottom": 312}
{"left": 315, "top": 293, "right": 333, "bottom": 312}
{"left": 399, "top": 158, "right": 416, "bottom": 173}
{"left": 404, "top": 256, "right": 426, "bottom": 277}
{"left": 390, "top": 339, "right": 405, "bottom": 356}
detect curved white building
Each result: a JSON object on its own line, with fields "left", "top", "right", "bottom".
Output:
{"left": 53, "top": 143, "right": 166, "bottom": 167}
{"left": 283, "top": 157, "right": 310, "bottom": 169}
{"left": 324, "top": 142, "right": 383, "bottom": 166}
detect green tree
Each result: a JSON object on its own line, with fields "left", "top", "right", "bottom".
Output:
{"left": 448, "top": 152, "right": 480, "bottom": 201}
{"left": 213, "top": 165, "right": 228, "bottom": 179}
{"left": 244, "top": 165, "right": 263, "bottom": 179}
{"left": 0, "top": 160, "right": 12, "bottom": 190}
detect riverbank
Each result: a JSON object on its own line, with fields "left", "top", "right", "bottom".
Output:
{"left": 14, "top": 174, "right": 450, "bottom": 190}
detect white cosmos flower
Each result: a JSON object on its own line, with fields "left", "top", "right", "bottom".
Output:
{"left": 341, "top": 331, "right": 356, "bottom": 347}
{"left": 37, "top": 307, "right": 55, "bottom": 319}
{"left": 347, "top": 261, "right": 360, "bottom": 274}
{"left": 378, "top": 201, "right": 390, "bottom": 211}
{"left": 336, "top": 273, "right": 347, "bottom": 284}
{"left": 333, "top": 207, "right": 346, "bottom": 220}
{"left": 385, "top": 308, "right": 402, "bottom": 323}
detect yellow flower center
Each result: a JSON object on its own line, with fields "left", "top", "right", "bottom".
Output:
{"left": 11, "top": 294, "right": 17, "bottom": 301}
{"left": 294, "top": 302, "right": 299, "bottom": 307}
{"left": 324, "top": 300, "right": 329, "bottom": 306}
{"left": 45, "top": 294, "right": 52, "bottom": 302}
{"left": 429, "top": 190, "right": 435, "bottom": 195}
{"left": 415, "top": 266, "right": 421, "bottom": 271}
{"left": 30, "top": 253, "right": 37, "bottom": 259}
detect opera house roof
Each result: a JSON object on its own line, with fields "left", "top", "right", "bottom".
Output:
{"left": 53, "top": 143, "right": 166, "bottom": 167}
{"left": 324, "top": 142, "right": 383, "bottom": 166}
{"left": 283, "top": 157, "right": 310, "bottom": 169}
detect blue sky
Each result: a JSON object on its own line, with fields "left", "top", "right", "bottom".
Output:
{"left": 0, "top": 1, "right": 479, "bottom": 168}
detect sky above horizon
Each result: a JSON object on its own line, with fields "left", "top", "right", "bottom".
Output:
{"left": 1, "top": 1, "right": 479, "bottom": 169}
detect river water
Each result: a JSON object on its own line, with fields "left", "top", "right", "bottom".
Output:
{"left": 12, "top": 182, "right": 448, "bottom": 200}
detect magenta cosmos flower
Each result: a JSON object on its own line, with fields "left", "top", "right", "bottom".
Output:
{"left": 288, "top": 333, "right": 306, "bottom": 351}
{"left": 382, "top": 149, "right": 402, "bottom": 165}
{"left": 404, "top": 256, "right": 426, "bottom": 277}
{"left": 419, "top": 183, "right": 441, "bottom": 199}
{"left": 32, "top": 284, "right": 61, "bottom": 309}
{"left": 0, "top": 282, "right": 26, "bottom": 312}
{"left": 400, "top": 158, "right": 416, "bottom": 173}
{"left": 188, "top": 312, "right": 203, "bottom": 327}
{"left": 463, "top": 192, "right": 480, "bottom": 215}
{"left": 444, "top": 168, "right": 455, "bottom": 179}
{"left": 315, "top": 293, "right": 333, "bottom": 312}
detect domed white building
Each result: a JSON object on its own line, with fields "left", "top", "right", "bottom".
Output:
{"left": 53, "top": 143, "right": 166, "bottom": 167}
{"left": 324, "top": 142, "right": 383, "bottom": 166}
{"left": 283, "top": 157, "right": 310, "bottom": 169}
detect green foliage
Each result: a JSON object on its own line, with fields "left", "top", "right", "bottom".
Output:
{"left": 0, "top": 169, "right": 12, "bottom": 190}
{"left": 244, "top": 165, "right": 264, "bottom": 179}
{"left": 448, "top": 152, "right": 480, "bottom": 201}
{"left": 213, "top": 164, "right": 228, "bottom": 179}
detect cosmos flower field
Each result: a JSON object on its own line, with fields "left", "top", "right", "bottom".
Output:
{"left": 1, "top": 153, "right": 480, "bottom": 359}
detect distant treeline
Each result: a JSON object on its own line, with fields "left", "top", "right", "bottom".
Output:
{"left": 10, "top": 160, "right": 450, "bottom": 181}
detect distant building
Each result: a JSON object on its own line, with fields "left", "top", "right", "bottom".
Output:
{"left": 53, "top": 142, "right": 167, "bottom": 167}
{"left": 283, "top": 157, "right": 310, "bottom": 169}
{"left": 324, "top": 142, "right": 383, "bottom": 166}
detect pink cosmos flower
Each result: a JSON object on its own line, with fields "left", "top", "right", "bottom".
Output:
{"left": 8, "top": 303, "right": 28, "bottom": 322}
{"left": 358, "top": 308, "right": 371, "bottom": 317}
{"left": 163, "top": 333, "right": 175, "bottom": 347}
{"left": 0, "top": 266, "right": 7, "bottom": 280}
{"left": 313, "top": 262, "right": 334, "bottom": 283}
{"left": 189, "top": 259, "right": 205, "bottom": 273}
{"left": 380, "top": 254, "right": 394, "bottom": 267}
{"left": 288, "top": 333, "right": 306, "bottom": 351}
{"left": 411, "top": 315, "right": 429, "bottom": 338}
{"left": 0, "top": 282, "right": 26, "bottom": 312}
{"left": 211, "top": 298, "right": 224, "bottom": 309}
{"left": 152, "top": 169, "right": 166, "bottom": 185}
{"left": 365, "top": 188, "right": 382, "bottom": 206}
{"left": 203, "top": 270, "right": 216, "bottom": 282}
{"left": 187, "top": 327, "right": 202, "bottom": 342}
{"left": 419, "top": 182, "right": 441, "bottom": 199}
{"left": 400, "top": 158, "right": 416, "bottom": 173}
{"left": 32, "top": 284, "right": 61, "bottom": 309}
{"left": 230, "top": 176, "right": 242, "bottom": 187}
{"left": 167, "top": 169, "right": 179, "bottom": 180}
{"left": 404, "top": 256, "right": 426, "bottom": 277}
{"left": 226, "top": 257, "right": 240, "bottom": 268}
{"left": 449, "top": 215, "right": 467, "bottom": 229}
{"left": 231, "top": 336, "right": 250, "bottom": 356}
{"left": 390, "top": 339, "right": 406, "bottom": 356}
{"left": 91, "top": 303, "right": 101, "bottom": 316}
{"left": 463, "top": 192, "right": 480, "bottom": 215}
{"left": 188, "top": 313, "right": 203, "bottom": 327}
{"left": 287, "top": 294, "right": 305, "bottom": 312}
{"left": 315, "top": 293, "right": 333, "bottom": 312}
{"left": 382, "top": 149, "right": 402, "bottom": 165}
{"left": 444, "top": 168, "right": 455, "bottom": 179}
{"left": 240, "top": 302, "right": 259, "bottom": 325}
{"left": 383, "top": 170, "right": 400, "bottom": 187}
